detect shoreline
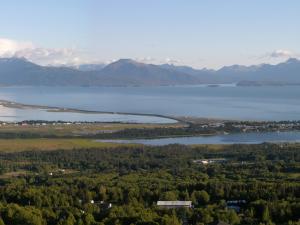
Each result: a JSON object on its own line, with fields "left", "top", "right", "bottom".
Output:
{"left": 0, "top": 99, "right": 299, "bottom": 125}
{"left": 0, "top": 99, "right": 183, "bottom": 124}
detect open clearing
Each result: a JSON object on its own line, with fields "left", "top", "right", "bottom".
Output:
{"left": 0, "top": 138, "right": 134, "bottom": 152}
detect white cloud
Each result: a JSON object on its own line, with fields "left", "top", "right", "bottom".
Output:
{"left": 13, "top": 47, "right": 85, "bottom": 65}
{"left": 0, "top": 38, "right": 186, "bottom": 67}
{"left": 252, "top": 49, "right": 300, "bottom": 65}
{"left": 105, "top": 59, "right": 118, "bottom": 64}
{"left": 269, "top": 49, "right": 295, "bottom": 58}
{"left": 0, "top": 37, "right": 91, "bottom": 65}
{"left": 164, "top": 57, "right": 181, "bottom": 64}
{"left": 135, "top": 56, "right": 156, "bottom": 63}
{"left": 0, "top": 38, "right": 33, "bottom": 57}
{"left": 133, "top": 57, "right": 182, "bottom": 65}
{"left": 261, "top": 49, "right": 299, "bottom": 60}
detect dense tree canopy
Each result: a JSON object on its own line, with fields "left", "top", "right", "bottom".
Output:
{"left": 0, "top": 143, "right": 299, "bottom": 224}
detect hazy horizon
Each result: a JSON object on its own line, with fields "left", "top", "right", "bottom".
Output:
{"left": 1, "top": 55, "right": 300, "bottom": 72}
{"left": 0, "top": 0, "right": 299, "bottom": 69}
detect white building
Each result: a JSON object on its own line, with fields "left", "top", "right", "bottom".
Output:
{"left": 157, "top": 201, "right": 192, "bottom": 209}
{"left": 193, "top": 158, "right": 226, "bottom": 165}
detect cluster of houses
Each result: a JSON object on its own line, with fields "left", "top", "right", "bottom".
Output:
{"left": 198, "top": 121, "right": 300, "bottom": 133}
{"left": 199, "top": 122, "right": 225, "bottom": 129}
{"left": 231, "top": 122, "right": 300, "bottom": 132}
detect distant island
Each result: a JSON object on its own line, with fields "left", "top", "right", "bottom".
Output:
{"left": 0, "top": 57, "right": 300, "bottom": 87}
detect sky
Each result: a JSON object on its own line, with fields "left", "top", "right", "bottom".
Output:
{"left": 0, "top": 0, "right": 299, "bottom": 69}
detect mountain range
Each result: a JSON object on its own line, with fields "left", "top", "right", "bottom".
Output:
{"left": 0, "top": 57, "right": 300, "bottom": 86}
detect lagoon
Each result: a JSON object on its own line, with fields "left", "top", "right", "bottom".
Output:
{"left": 97, "top": 131, "right": 300, "bottom": 145}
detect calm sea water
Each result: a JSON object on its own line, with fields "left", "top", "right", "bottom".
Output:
{"left": 0, "top": 85, "right": 300, "bottom": 122}
{"left": 0, "top": 105, "right": 176, "bottom": 123}
{"left": 97, "top": 131, "right": 300, "bottom": 145}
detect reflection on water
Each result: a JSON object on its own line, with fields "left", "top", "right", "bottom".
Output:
{"left": 98, "top": 131, "right": 300, "bottom": 145}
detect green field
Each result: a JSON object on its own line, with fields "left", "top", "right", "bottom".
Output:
{"left": 0, "top": 138, "right": 125, "bottom": 152}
